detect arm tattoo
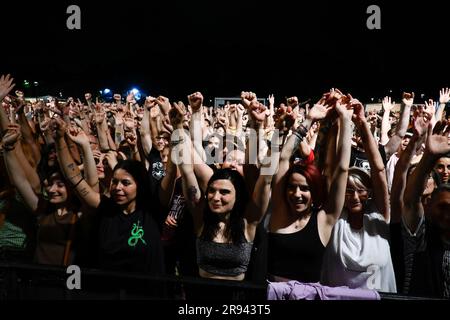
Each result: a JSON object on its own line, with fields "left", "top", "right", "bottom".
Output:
{"left": 188, "top": 186, "right": 198, "bottom": 202}
{"left": 292, "top": 133, "right": 302, "bottom": 156}
{"left": 78, "top": 187, "right": 89, "bottom": 197}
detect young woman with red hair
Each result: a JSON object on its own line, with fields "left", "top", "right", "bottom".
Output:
{"left": 268, "top": 96, "right": 354, "bottom": 282}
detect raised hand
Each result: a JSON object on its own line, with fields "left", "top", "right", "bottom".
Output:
{"left": 335, "top": 99, "right": 353, "bottom": 120}
{"left": 424, "top": 99, "right": 437, "bottom": 118}
{"left": 156, "top": 96, "right": 171, "bottom": 115}
{"left": 144, "top": 96, "right": 157, "bottom": 111}
{"left": 188, "top": 91, "right": 204, "bottom": 113}
{"left": 67, "top": 126, "right": 90, "bottom": 146}
{"left": 169, "top": 101, "right": 187, "bottom": 128}
{"left": 382, "top": 96, "right": 395, "bottom": 112}
{"left": 104, "top": 150, "right": 118, "bottom": 170}
{"left": 426, "top": 123, "right": 450, "bottom": 156}
{"left": 348, "top": 95, "right": 366, "bottom": 124}
{"left": 1, "top": 124, "right": 21, "bottom": 148}
{"left": 240, "top": 91, "right": 257, "bottom": 109}
{"left": 123, "top": 115, "right": 136, "bottom": 130}
{"left": 412, "top": 114, "right": 429, "bottom": 137}
{"left": 402, "top": 92, "right": 415, "bottom": 107}
{"left": 125, "top": 130, "right": 137, "bottom": 147}
{"left": 268, "top": 94, "right": 275, "bottom": 106}
{"left": 439, "top": 88, "right": 450, "bottom": 104}
{"left": 0, "top": 74, "right": 15, "bottom": 101}
{"left": 307, "top": 101, "right": 332, "bottom": 122}
{"left": 248, "top": 100, "right": 267, "bottom": 125}
{"left": 162, "top": 116, "right": 174, "bottom": 134}
{"left": 51, "top": 118, "right": 68, "bottom": 139}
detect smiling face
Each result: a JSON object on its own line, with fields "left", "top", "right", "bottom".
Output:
{"left": 207, "top": 179, "right": 236, "bottom": 216}
{"left": 286, "top": 173, "right": 312, "bottom": 216}
{"left": 344, "top": 176, "right": 369, "bottom": 215}
{"left": 153, "top": 133, "right": 169, "bottom": 151}
{"left": 110, "top": 169, "right": 137, "bottom": 211}
{"left": 435, "top": 157, "right": 450, "bottom": 184}
{"left": 46, "top": 177, "right": 68, "bottom": 204}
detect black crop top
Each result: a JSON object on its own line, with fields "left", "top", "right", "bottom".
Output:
{"left": 268, "top": 210, "right": 325, "bottom": 282}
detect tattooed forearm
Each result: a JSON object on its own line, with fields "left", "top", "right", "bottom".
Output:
{"left": 188, "top": 186, "right": 198, "bottom": 202}
{"left": 68, "top": 173, "right": 83, "bottom": 182}
{"left": 78, "top": 187, "right": 90, "bottom": 197}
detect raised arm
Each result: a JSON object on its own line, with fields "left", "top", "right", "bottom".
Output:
{"left": 188, "top": 92, "right": 206, "bottom": 162}
{"left": 403, "top": 124, "right": 450, "bottom": 232}
{"left": 139, "top": 97, "right": 155, "bottom": 157}
{"left": 0, "top": 74, "right": 15, "bottom": 131}
{"left": 53, "top": 119, "right": 100, "bottom": 209}
{"left": 390, "top": 115, "right": 428, "bottom": 223}
{"left": 171, "top": 102, "right": 204, "bottom": 234}
{"left": 384, "top": 92, "right": 414, "bottom": 159}
{"left": 321, "top": 98, "right": 353, "bottom": 225}
{"left": 436, "top": 88, "right": 450, "bottom": 123}
{"left": 380, "top": 96, "right": 394, "bottom": 146}
{"left": 66, "top": 125, "right": 100, "bottom": 193}
{"left": 2, "top": 124, "right": 39, "bottom": 212}
{"left": 352, "top": 100, "right": 390, "bottom": 222}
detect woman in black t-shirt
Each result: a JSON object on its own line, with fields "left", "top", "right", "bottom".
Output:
{"left": 56, "top": 128, "right": 164, "bottom": 274}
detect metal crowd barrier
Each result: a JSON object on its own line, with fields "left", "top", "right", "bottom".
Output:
{"left": 0, "top": 262, "right": 443, "bottom": 300}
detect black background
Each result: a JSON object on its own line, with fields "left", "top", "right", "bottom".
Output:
{"left": 2, "top": 0, "right": 450, "bottom": 103}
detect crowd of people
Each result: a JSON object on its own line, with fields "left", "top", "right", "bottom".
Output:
{"left": 0, "top": 73, "right": 449, "bottom": 299}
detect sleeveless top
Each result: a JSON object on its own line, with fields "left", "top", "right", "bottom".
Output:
{"left": 321, "top": 209, "right": 397, "bottom": 293}
{"left": 268, "top": 209, "right": 325, "bottom": 282}
{"left": 196, "top": 237, "right": 253, "bottom": 277}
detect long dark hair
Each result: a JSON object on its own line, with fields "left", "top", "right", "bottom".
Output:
{"left": 112, "top": 160, "right": 152, "bottom": 212}
{"left": 202, "top": 169, "right": 249, "bottom": 243}
{"left": 45, "top": 168, "right": 80, "bottom": 213}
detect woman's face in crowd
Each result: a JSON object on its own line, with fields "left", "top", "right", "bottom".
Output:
{"left": 222, "top": 150, "right": 245, "bottom": 177}
{"left": 207, "top": 179, "right": 236, "bottom": 215}
{"left": 286, "top": 173, "right": 312, "bottom": 216}
{"left": 110, "top": 169, "right": 137, "bottom": 208}
{"left": 400, "top": 136, "right": 411, "bottom": 152}
{"left": 208, "top": 136, "right": 220, "bottom": 149}
{"left": 46, "top": 178, "right": 68, "bottom": 204}
{"left": 344, "top": 178, "right": 369, "bottom": 215}
{"left": 434, "top": 157, "right": 450, "bottom": 184}
{"left": 47, "top": 148, "right": 57, "bottom": 167}
{"left": 216, "top": 127, "right": 225, "bottom": 136}
{"left": 430, "top": 190, "right": 450, "bottom": 231}
{"left": 154, "top": 134, "right": 168, "bottom": 152}
{"left": 94, "top": 153, "right": 106, "bottom": 179}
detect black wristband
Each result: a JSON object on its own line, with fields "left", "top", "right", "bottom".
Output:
{"left": 72, "top": 178, "right": 84, "bottom": 188}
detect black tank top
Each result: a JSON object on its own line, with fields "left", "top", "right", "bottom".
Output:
{"left": 268, "top": 209, "right": 325, "bottom": 282}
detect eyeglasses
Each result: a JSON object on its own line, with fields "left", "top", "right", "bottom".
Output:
{"left": 345, "top": 188, "right": 368, "bottom": 197}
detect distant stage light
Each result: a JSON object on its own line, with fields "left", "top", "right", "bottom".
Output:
{"left": 130, "top": 88, "right": 141, "bottom": 100}
{"left": 103, "top": 88, "right": 111, "bottom": 94}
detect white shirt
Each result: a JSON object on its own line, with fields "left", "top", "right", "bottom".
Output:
{"left": 386, "top": 153, "right": 400, "bottom": 193}
{"left": 321, "top": 209, "right": 397, "bottom": 293}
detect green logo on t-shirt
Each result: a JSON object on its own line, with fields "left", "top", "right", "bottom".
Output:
{"left": 128, "top": 220, "right": 147, "bottom": 247}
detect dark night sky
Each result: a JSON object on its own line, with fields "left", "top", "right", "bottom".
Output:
{"left": 2, "top": 0, "right": 450, "bottom": 102}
